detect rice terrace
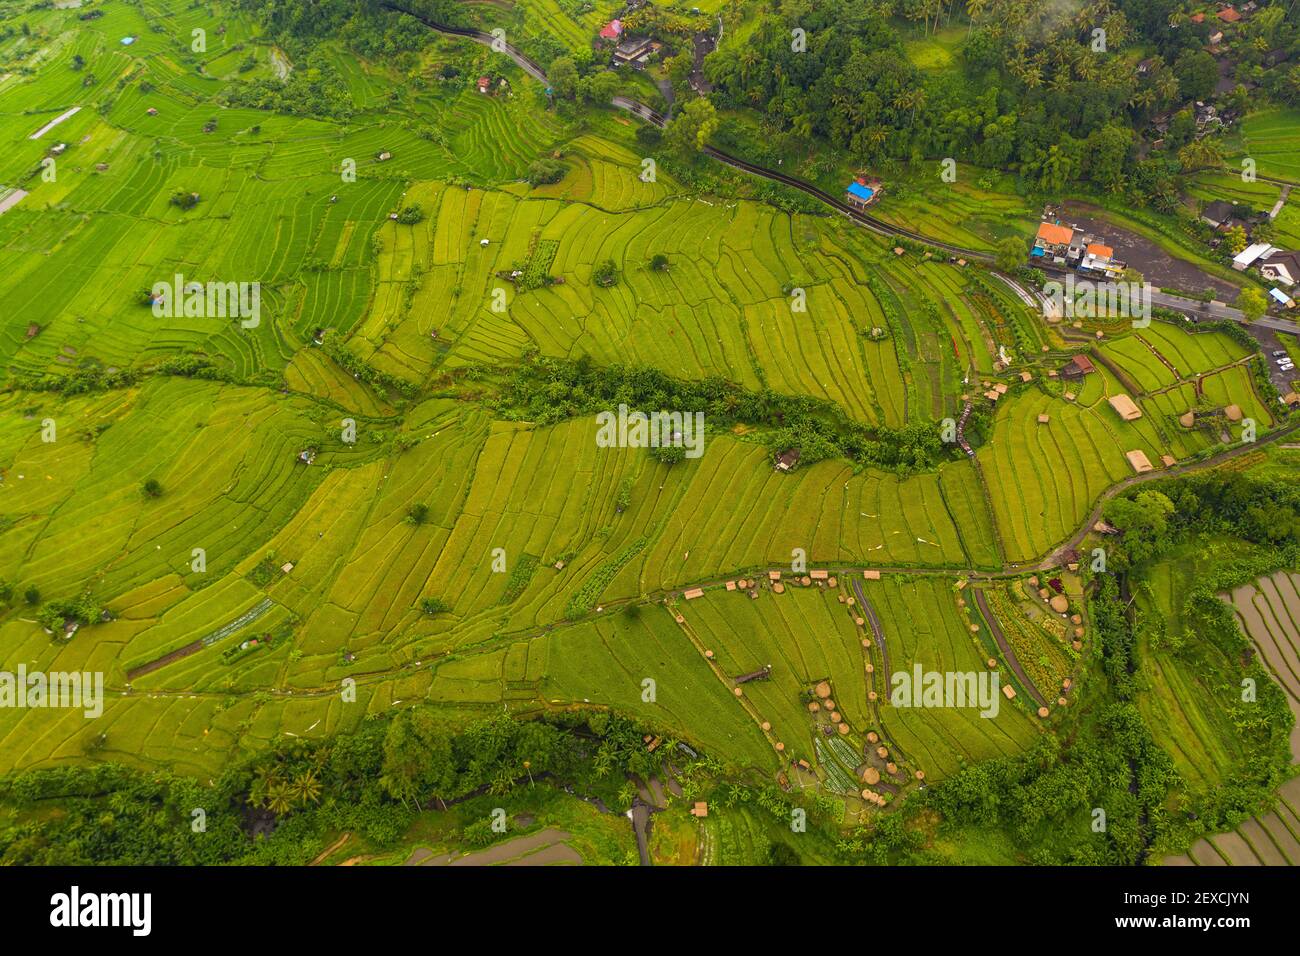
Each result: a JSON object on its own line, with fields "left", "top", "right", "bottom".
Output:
{"left": 1, "top": 0, "right": 1300, "bottom": 886}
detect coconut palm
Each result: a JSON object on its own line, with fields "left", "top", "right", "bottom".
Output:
{"left": 292, "top": 769, "right": 322, "bottom": 806}
{"left": 266, "top": 780, "right": 294, "bottom": 815}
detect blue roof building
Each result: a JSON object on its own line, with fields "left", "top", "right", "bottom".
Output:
{"left": 845, "top": 181, "right": 875, "bottom": 206}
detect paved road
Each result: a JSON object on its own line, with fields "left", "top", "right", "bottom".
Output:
{"left": 398, "top": 6, "right": 1300, "bottom": 336}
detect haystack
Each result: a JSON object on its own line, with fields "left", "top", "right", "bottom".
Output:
{"left": 1224, "top": 403, "right": 1243, "bottom": 422}
{"left": 1050, "top": 594, "right": 1069, "bottom": 614}
{"left": 815, "top": 680, "right": 832, "bottom": 699}
{"left": 863, "top": 767, "right": 881, "bottom": 785}
{"left": 1179, "top": 411, "right": 1196, "bottom": 428}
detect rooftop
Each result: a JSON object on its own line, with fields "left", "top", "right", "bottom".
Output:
{"left": 1036, "top": 222, "right": 1075, "bottom": 246}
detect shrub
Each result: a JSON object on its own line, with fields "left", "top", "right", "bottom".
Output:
{"left": 420, "top": 597, "right": 450, "bottom": 615}
{"left": 593, "top": 259, "right": 619, "bottom": 287}
{"left": 395, "top": 204, "right": 424, "bottom": 225}
{"left": 526, "top": 157, "right": 568, "bottom": 186}
{"left": 142, "top": 478, "right": 163, "bottom": 498}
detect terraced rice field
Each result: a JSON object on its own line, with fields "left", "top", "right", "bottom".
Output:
{"left": 0, "top": 0, "right": 1289, "bottom": 812}
{"left": 1164, "top": 776, "right": 1300, "bottom": 866}
{"left": 1236, "top": 108, "right": 1300, "bottom": 184}
{"left": 1227, "top": 572, "right": 1300, "bottom": 762}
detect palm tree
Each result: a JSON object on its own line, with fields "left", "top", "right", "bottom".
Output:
{"left": 965, "top": 0, "right": 987, "bottom": 37}
{"left": 248, "top": 766, "right": 278, "bottom": 808}
{"left": 266, "top": 780, "right": 294, "bottom": 815}
{"left": 292, "top": 769, "right": 322, "bottom": 806}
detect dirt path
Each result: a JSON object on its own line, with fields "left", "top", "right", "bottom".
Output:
{"left": 406, "top": 827, "right": 579, "bottom": 866}
{"left": 310, "top": 832, "right": 351, "bottom": 865}
{"left": 972, "top": 588, "right": 1048, "bottom": 708}
{"left": 852, "top": 578, "right": 891, "bottom": 679}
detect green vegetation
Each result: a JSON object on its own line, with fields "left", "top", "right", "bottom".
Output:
{"left": 1, "top": 0, "right": 1297, "bottom": 869}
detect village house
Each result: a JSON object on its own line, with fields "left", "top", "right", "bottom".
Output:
{"left": 598, "top": 19, "right": 623, "bottom": 42}
{"left": 1059, "top": 354, "right": 1096, "bottom": 381}
{"left": 476, "top": 75, "right": 490, "bottom": 94}
{"left": 774, "top": 448, "right": 800, "bottom": 472}
{"left": 1200, "top": 199, "right": 1239, "bottom": 229}
{"left": 1031, "top": 221, "right": 1077, "bottom": 262}
{"left": 1268, "top": 288, "right": 1295, "bottom": 309}
{"left": 844, "top": 176, "right": 882, "bottom": 209}
{"left": 1259, "top": 250, "right": 1300, "bottom": 287}
{"left": 613, "top": 36, "right": 655, "bottom": 65}
{"left": 1125, "top": 449, "right": 1154, "bottom": 474}
{"left": 1109, "top": 394, "right": 1143, "bottom": 422}
{"left": 1233, "top": 241, "right": 1276, "bottom": 271}
{"left": 1078, "top": 241, "right": 1125, "bottom": 278}
{"left": 1216, "top": 6, "right": 1241, "bottom": 23}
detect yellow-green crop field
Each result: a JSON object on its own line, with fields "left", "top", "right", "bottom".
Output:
{"left": 0, "top": 0, "right": 1287, "bottom": 801}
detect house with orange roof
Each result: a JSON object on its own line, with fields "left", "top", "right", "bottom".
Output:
{"left": 1033, "top": 221, "right": 1077, "bottom": 261}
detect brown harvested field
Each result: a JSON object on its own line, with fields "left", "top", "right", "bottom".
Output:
{"left": 404, "top": 828, "right": 582, "bottom": 866}
{"left": 1238, "top": 818, "right": 1289, "bottom": 865}
{"left": 1164, "top": 776, "right": 1300, "bottom": 866}
{"left": 1188, "top": 839, "right": 1229, "bottom": 865}
{"left": 1226, "top": 573, "right": 1300, "bottom": 761}
{"left": 1210, "top": 830, "right": 1260, "bottom": 866}
{"left": 1163, "top": 581, "right": 1300, "bottom": 867}
{"left": 505, "top": 843, "right": 583, "bottom": 865}
{"left": 1256, "top": 811, "right": 1300, "bottom": 862}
